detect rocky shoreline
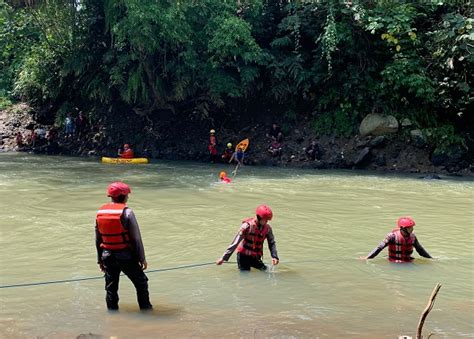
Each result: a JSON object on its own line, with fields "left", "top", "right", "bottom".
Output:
{"left": 1, "top": 104, "right": 472, "bottom": 177}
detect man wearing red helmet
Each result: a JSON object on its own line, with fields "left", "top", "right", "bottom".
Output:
{"left": 118, "top": 144, "right": 134, "bottom": 159}
{"left": 95, "top": 182, "right": 152, "bottom": 310}
{"left": 216, "top": 204, "right": 279, "bottom": 271}
{"left": 362, "top": 216, "right": 433, "bottom": 263}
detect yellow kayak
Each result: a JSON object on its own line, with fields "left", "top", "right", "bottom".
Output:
{"left": 101, "top": 157, "right": 149, "bottom": 164}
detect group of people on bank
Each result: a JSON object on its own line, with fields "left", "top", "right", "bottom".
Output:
{"left": 208, "top": 129, "right": 246, "bottom": 165}
{"left": 208, "top": 124, "right": 323, "bottom": 165}
{"left": 95, "top": 181, "right": 433, "bottom": 311}
{"left": 15, "top": 110, "right": 89, "bottom": 150}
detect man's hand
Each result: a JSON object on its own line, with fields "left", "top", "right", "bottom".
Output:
{"left": 140, "top": 261, "right": 148, "bottom": 270}
{"left": 98, "top": 262, "right": 105, "bottom": 272}
{"left": 358, "top": 256, "right": 368, "bottom": 260}
{"left": 216, "top": 258, "right": 224, "bottom": 265}
{"left": 272, "top": 258, "right": 279, "bottom": 265}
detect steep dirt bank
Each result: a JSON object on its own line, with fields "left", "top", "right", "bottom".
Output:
{"left": 1, "top": 104, "right": 472, "bottom": 177}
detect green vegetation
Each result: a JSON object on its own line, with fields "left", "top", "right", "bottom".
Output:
{"left": 1, "top": 0, "right": 472, "bottom": 147}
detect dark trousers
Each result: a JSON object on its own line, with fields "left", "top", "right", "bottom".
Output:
{"left": 101, "top": 250, "right": 152, "bottom": 310}
{"left": 237, "top": 252, "right": 267, "bottom": 271}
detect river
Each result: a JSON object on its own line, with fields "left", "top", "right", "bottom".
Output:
{"left": 0, "top": 153, "right": 473, "bottom": 338}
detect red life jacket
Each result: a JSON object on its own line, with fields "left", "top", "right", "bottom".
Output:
{"left": 209, "top": 135, "right": 216, "bottom": 146}
{"left": 388, "top": 229, "right": 415, "bottom": 262}
{"left": 96, "top": 203, "right": 130, "bottom": 250}
{"left": 208, "top": 144, "right": 217, "bottom": 155}
{"left": 237, "top": 217, "right": 269, "bottom": 257}
{"left": 120, "top": 149, "right": 134, "bottom": 159}
{"left": 208, "top": 136, "right": 217, "bottom": 155}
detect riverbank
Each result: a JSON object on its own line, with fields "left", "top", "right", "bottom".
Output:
{"left": 1, "top": 103, "right": 472, "bottom": 177}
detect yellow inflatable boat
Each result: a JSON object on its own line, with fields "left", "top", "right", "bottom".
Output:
{"left": 101, "top": 157, "right": 149, "bottom": 164}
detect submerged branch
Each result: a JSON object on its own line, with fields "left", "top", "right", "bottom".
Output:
{"left": 416, "top": 283, "right": 442, "bottom": 339}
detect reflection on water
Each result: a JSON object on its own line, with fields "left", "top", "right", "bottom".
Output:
{"left": 0, "top": 153, "right": 473, "bottom": 338}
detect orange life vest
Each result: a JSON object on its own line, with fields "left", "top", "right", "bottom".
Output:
{"left": 96, "top": 203, "right": 130, "bottom": 250}
{"left": 120, "top": 149, "right": 134, "bottom": 159}
{"left": 237, "top": 217, "right": 269, "bottom": 257}
{"left": 388, "top": 229, "right": 415, "bottom": 262}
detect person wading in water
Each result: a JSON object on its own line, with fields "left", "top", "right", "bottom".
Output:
{"left": 361, "top": 216, "right": 433, "bottom": 263}
{"left": 96, "top": 182, "right": 153, "bottom": 310}
{"left": 216, "top": 205, "right": 279, "bottom": 271}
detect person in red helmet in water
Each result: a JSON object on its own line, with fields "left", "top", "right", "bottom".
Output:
{"left": 219, "top": 171, "right": 232, "bottom": 184}
{"left": 216, "top": 205, "right": 279, "bottom": 271}
{"left": 95, "top": 182, "right": 152, "bottom": 310}
{"left": 118, "top": 144, "right": 134, "bottom": 158}
{"left": 361, "top": 216, "right": 433, "bottom": 263}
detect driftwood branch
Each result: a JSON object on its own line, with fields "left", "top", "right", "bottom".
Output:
{"left": 416, "top": 283, "right": 442, "bottom": 339}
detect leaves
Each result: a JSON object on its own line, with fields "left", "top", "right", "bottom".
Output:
{"left": 1, "top": 0, "right": 470, "bottom": 149}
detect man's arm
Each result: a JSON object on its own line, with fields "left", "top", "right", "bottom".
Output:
{"left": 95, "top": 222, "right": 104, "bottom": 271}
{"left": 365, "top": 233, "right": 394, "bottom": 259}
{"left": 221, "top": 232, "right": 244, "bottom": 262}
{"left": 123, "top": 208, "right": 146, "bottom": 266}
{"left": 216, "top": 224, "right": 247, "bottom": 264}
{"left": 266, "top": 227, "right": 279, "bottom": 260}
{"left": 413, "top": 236, "right": 432, "bottom": 258}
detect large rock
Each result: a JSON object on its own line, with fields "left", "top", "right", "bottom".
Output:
{"left": 401, "top": 118, "right": 413, "bottom": 127}
{"left": 368, "top": 135, "right": 386, "bottom": 148}
{"left": 359, "top": 113, "right": 399, "bottom": 136}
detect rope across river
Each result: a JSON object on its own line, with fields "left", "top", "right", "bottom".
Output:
{"left": 0, "top": 261, "right": 216, "bottom": 289}
{"left": 0, "top": 259, "right": 335, "bottom": 289}
{"left": 1, "top": 257, "right": 442, "bottom": 289}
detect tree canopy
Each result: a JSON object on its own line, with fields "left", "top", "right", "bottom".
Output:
{"left": 1, "top": 0, "right": 472, "bottom": 148}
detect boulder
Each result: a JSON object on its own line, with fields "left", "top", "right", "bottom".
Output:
{"left": 410, "top": 129, "right": 427, "bottom": 148}
{"left": 401, "top": 118, "right": 413, "bottom": 127}
{"left": 368, "top": 136, "right": 386, "bottom": 148}
{"left": 359, "top": 113, "right": 399, "bottom": 136}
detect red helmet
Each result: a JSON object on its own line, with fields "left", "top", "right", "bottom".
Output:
{"left": 398, "top": 216, "right": 415, "bottom": 228}
{"left": 107, "top": 182, "right": 131, "bottom": 197}
{"left": 256, "top": 204, "right": 273, "bottom": 221}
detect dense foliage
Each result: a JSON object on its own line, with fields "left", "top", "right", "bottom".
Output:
{"left": 1, "top": 0, "right": 472, "bottom": 148}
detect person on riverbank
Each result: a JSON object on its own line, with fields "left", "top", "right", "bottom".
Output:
{"left": 266, "top": 123, "right": 282, "bottom": 142}
{"left": 26, "top": 129, "right": 37, "bottom": 147}
{"left": 95, "top": 182, "right": 153, "bottom": 311}
{"left": 219, "top": 171, "right": 232, "bottom": 183}
{"left": 268, "top": 139, "right": 282, "bottom": 158}
{"left": 361, "top": 216, "right": 433, "bottom": 263}
{"left": 208, "top": 129, "right": 218, "bottom": 163}
{"left": 221, "top": 142, "right": 234, "bottom": 163}
{"left": 118, "top": 144, "right": 134, "bottom": 158}
{"left": 305, "top": 140, "right": 321, "bottom": 161}
{"left": 216, "top": 204, "right": 279, "bottom": 271}
{"left": 75, "top": 111, "right": 88, "bottom": 139}
{"left": 46, "top": 126, "right": 58, "bottom": 143}
{"left": 64, "top": 113, "right": 74, "bottom": 141}
{"left": 15, "top": 132, "right": 23, "bottom": 148}
{"left": 229, "top": 146, "right": 245, "bottom": 166}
